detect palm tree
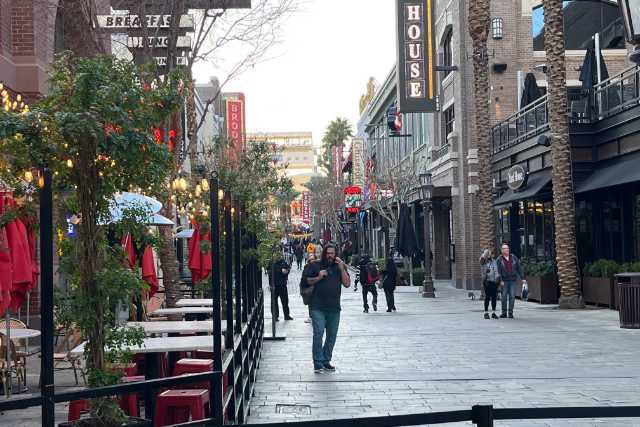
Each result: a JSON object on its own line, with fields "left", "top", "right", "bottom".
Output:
{"left": 468, "top": 2, "right": 496, "bottom": 258}
{"left": 322, "top": 117, "right": 354, "bottom": 183}
{"left": 543, "top": 0, "right": 584, "bottom": 308}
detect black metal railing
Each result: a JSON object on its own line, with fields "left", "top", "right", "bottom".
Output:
{"left": 491, "top": 95, "right": 549, "bottom": 154}
{"left": 491, "top": 65, "right": 640, "bottom": 155}
{"left": 174, "top": 404, "right": 640, "bottom": 427}
{"left": 0, "top": 174, "right": 265, "bottom": 426}
{"left": 592, "top": 65, "right": 640, "bottom": 120}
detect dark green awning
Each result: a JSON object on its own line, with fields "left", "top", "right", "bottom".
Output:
{"left": 576, "top": 152, "right": 640, "bottom": 194}
{"left": 494, "top": 169, "right": 552, "bottom": 206}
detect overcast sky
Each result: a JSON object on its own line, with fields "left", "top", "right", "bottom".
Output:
{"left": 193, "top": 0, "right": 397, "bottom": 146}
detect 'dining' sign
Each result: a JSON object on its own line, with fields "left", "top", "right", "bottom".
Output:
{"left": 395, "top": 0, "right": 437, "bottom": 113}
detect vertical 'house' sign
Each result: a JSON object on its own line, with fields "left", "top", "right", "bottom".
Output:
{"left": 396, "top": 0, "right": 437, "bottom": 113}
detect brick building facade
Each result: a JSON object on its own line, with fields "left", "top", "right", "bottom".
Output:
{"left": 356, "top": 0, "right": 630, "bottom": 290}
{"left": 429, "top": 0, "right": 629, "bottom": 290}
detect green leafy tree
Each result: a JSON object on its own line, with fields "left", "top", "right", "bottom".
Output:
{"left": 0, "top": 54, "right": 183, "bottom": 422}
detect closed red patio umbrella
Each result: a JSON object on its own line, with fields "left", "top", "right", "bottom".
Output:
{"left": 188, "top": 224, "right": 212, "bottom": 285}
{"left": 141, "top": 245, "right": 158, "bottom": 297}
{"left": 121, "top": 233, "right": 137, "bottom": 270}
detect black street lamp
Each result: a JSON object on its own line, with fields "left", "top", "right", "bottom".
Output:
{"left": 619, "top": 0, "right": 640, "bottom": 63}
{"left": 419, "top": 172, "right": 435, "bottom": 298}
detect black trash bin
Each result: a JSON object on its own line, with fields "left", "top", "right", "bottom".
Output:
{"left": 615, "top": 273, "right": 640, "bottom": 329}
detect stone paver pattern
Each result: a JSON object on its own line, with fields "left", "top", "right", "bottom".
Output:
{"left": 249, "top": 264, "right": 640, "bottom": 426}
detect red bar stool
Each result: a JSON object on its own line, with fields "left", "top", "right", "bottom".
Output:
{"left": 154, "top": 389, "right": 210, "bottom": 427}
{"left": 119, "top": 375, "right": 144, "bottom": 417}
{"left": 174, "top": 358, "right": 213, "bottom": 390}
{"left": 68, "top": 399, "right": 89, "bottom": 422}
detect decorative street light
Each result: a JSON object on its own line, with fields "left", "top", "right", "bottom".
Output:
{"left": 418, "top": 172, "right": 435, "bottom": 298}
{"left": 619, "top": 0, "right": 640, "bottom": 63}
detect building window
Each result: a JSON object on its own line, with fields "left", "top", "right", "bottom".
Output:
{"left": 442, "top": 31, "right": 453, "bottom": 78}
{"left": 442, "top": 105, "right": 455, "bottom": 145}
{"left": 532, "top": 1, "right": 625, "bottom": 51}
{"left": 491, "top": 17, "right": 504, "bottom": 39}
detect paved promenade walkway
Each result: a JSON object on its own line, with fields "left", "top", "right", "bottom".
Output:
{"left": 249, "top": 265, "right": 640, "bottom": 426}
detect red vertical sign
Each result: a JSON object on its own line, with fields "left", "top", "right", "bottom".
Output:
{"left": 225, "top": 96, "right": 245, "bottom": 161}
{"left": 302, "top": 192, "right": 311, "bottom": 225}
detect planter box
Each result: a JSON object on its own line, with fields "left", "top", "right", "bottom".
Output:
{"left": 59, "top": 417, "right": 150, "bottom": 427}
{"left": 582, "top": 277, "right": 615, "bottom": 308}
{"left": 523, "top": 274, "right": 559, "bottom": 304}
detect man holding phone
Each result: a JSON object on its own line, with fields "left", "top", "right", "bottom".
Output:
{"left": 302, "top": 243, "right": 351, "bottom": 372}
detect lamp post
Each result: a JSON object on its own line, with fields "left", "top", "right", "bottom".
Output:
{"left": 619, "top": 0, "right": 640, "bottom": 63}
{"left": 419, "top": 172, "right": 435, "bottom": 298}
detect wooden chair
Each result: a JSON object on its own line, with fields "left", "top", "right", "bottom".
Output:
{"left": 0, "top": 334, "right": 25, "bottom": 396}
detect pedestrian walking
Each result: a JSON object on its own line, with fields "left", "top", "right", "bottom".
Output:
{"left": 306, "top": 240, "right": 316, "bottom": 260}
{"left": 314, "top": 239, "right": 323, "bottom": 259}
{"left": 480, "top": 249, "right": 500, "bottom": 319}
{"left": 495, "top": 243, "right": 524, "bottom": 319}
{"left": 302, "top": 252, "right": 316, "bottom": 324}
{"left": 301, "top": 244, "right": 350, "bottom": 372}
{"left": 382, "top": 256, "right": 398, "bottom": 312}
{"left": 270, "top": 255, "right": 293, "bottom": 321}
{"left": 341, "top": 240, "right": 353, "bottom": 265}
{"left": 294, "top": 243, "right": 304, "bottom": 270}
{"left": 358, "top": 254, "right": 379, "bottom": 313}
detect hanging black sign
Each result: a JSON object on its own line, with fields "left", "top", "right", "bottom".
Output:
{"left": 395, "top": 0, "right": 437, "bottom": 113}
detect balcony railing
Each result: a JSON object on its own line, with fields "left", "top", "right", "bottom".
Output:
{"left": 491, "top": 65, "right": 640, "bottom": 155}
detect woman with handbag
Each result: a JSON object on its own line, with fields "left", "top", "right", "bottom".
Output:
{"left": 480, "top": 249, "right": 500, "bottom": 319}
{"left": 382, "top": 256, "right": 398, "bottom": 312}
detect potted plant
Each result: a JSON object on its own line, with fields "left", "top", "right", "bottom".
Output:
{"left": 520, "top": 259, "right": 558, "bottom": 304}
{"left": 0, "top": 54, "right": 182, "bottom": 426}
{"left": 582, "top": 259, "right": 623, "bottom": 308}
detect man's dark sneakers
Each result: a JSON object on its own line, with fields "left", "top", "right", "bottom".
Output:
{"left": 274, "top": 318, "right": 279, "bottom": 322}
{"left": 373, "top": 303, "right": 377, "bottom": 312}
{"left": 284, "top": 316, "right": 294, "bottom": 321}
{"left": 386, "top": 309, "right": 392, "bottom": 312}
{"left": 322, "top": 363, "right": 336, "bottom": 371}
{"left": 492, "top": 312, "right": 499, "bottom": 319}
{"left": 363, "top": 308, "right": 368, "bottom": 313}
{"left": 314, "top": 365, "right": 324, "bottom": 373}
{"left": 500, "top": 313, "right": 507, "bottom": 318}
{"left": 508, "top": 313, "right": 514, "bottom": 319}
{"left": 484, "top": 312, "right": 490, "bottom": 319}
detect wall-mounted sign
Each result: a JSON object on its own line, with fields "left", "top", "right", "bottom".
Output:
{"left": 97, "top": 14, "right": 194, "bottom": 29}
{"left": 507, "top": 164, "right": 528, "bottom": 191}
{"left": 344, "top": 186, "right": 362, "bottom": 214}
{"left": 395, "top": 0, "right": 437, "bottom": 113}
{"left": 127, "top": 36, "right": 192, "bottom": 49}
{"left": 386, "top": 102, "right": 402, "bottom": 134}
{"left": 134, "top": 55, "right": 189, "bottom": 67}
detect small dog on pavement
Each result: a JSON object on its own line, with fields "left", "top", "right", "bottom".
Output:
{"left": 521, "top": 281, "right": 529, "bottom": 301}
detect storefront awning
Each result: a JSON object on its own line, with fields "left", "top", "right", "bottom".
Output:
{"left": 576, "top": 152, "right": 640, "bottom": 193}
{"left": 494, "top": 169, "right": 552, "bottom": 206}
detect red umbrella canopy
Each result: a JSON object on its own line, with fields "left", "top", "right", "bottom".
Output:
{"left": 141, "top": 246, "right": 158, "bottom": 297}
{"left": 188, "top": 223, "right": 212, "bottom": 285}
{"left": 0, "top": 195, "right": 12, "bottom": 317}
{"left": 121, "top": 233, "right": 137, "bottom": 270}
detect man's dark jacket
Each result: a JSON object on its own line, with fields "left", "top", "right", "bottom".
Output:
{"left": 496, "top": 254, "right": 523, "bottom": 283}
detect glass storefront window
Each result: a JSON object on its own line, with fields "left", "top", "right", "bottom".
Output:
{"left": 602, "top": 196, "right": 623, "bottom": 260}
{"left": 544, "top": 202, "right": 554, "bottom": 259}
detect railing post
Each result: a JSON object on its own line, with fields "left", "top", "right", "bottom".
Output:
{"left": 209, "top": 176, "right": 224, "bottom": 427}
{"left": 472, "top": 404, "right": 494, "bottom": 427}
{"left": 39, "top": 168, "right": 54, "bottom": 427}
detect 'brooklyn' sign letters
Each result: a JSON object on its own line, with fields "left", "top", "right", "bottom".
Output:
{"left": 395, "top": 0, "right": 437, "bottom": 113}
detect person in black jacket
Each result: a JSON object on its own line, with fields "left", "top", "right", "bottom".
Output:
{"left": 495, "top": 243, "right": 523, "bottom": 319}
{"left": 271, "top": 255, "right": 293, "bottom": 321}
{"left": 357, "top": 254, "right": 378, "bottom": 313}
{"left": 382, "top": 256, "right": 398, "bottom": 312}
